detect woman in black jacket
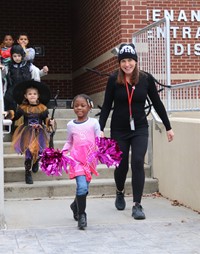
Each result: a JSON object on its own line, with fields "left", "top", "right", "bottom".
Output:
{"left": 99, "top": 43, "right": 174, "bottom": 220}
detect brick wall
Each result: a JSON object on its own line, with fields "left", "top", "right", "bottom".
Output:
{"left": 71, "top": 0, "right": 122, "bottom": 96}
{"left": 146, "top": 0, "right": 200, "bottom": 83}
{"left": 1, "top": 0, "right": 199, "bottom": 101}
{"left": 72, "top": 0, "right": 200, "bottom": 98}
{"left": 0, "top": 0, "right": 72, "bottom": 99}
{"left": 71, "top": 0, "right": 122, "bottom": 70}
{"left": 72, "top": 0, "right": 151, "bottom": 95}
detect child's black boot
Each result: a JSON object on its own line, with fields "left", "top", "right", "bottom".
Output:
{"left": 25, "top": 159, "right": 33, "bottom": 184}
{"left": 32, "top": 159, "right": 39, "bottom": 173}
{"left": 76, "top": 194, "right": 87, "bottom": 230}
{"left": 70, "top": 197, "right": 78, "bottom": 221}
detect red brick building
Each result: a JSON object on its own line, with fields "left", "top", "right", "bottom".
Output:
{"left": 1, "top": 0, "right": 199, "bottom": 104}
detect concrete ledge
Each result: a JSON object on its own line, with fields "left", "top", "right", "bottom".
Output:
{"left": 152, "top": 117, "right": 200, "bottom": 212}
{"left": 4, "top": 164, "right": 152, "bottom": 183}
{"left": 4, "top": 178, "right": 158, "bottom": 199}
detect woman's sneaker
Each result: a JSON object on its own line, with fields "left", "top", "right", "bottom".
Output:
{"left": 132, "top": 203, "right": 146, "bottom": 220}
{"left": 115, "top": 190, "right": 126, "bottom": 210}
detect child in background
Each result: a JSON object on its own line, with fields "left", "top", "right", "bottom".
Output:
{"left": 0, "top": 34, "right": 15, "bottom": 95}
{"left": 62, "top": 94, "right": 101, "bottom": 230}
{"left": 5, "top": 80, "right": 54, "bottom": 184}
{"left": 2, "top": 44, "right": 48, "bottom": 111}
{"left": 17, "top": 33, "right": 48, "bottom": 75}
{"left": 0, "top": 34, "right": 14, "bottom": 66}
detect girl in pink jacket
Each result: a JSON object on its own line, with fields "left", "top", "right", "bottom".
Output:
{"left": 62, "top": 94, "right": 101, "bottom": 230}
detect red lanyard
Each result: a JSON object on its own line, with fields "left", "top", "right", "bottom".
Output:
{"left": 125, "top": 79, "right": 135, "bottom": 117}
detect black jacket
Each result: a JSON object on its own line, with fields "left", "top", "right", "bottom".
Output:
{"left": 99, "top": 70, "right": 171, "bottom": 132}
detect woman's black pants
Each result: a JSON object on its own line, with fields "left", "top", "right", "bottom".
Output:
{"left": 111, "top": 127, "right": 148, "bottom": 204}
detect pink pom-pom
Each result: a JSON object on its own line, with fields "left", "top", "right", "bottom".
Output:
{"left": 89, "top": 137, "right": 122, "bottom": 167}
{"left": 39, "top": 148, "right": 75, "bottom": 176}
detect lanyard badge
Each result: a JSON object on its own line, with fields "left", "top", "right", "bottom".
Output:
{"left": 130, "top": 117, "right": 135, "bottom": 130}
{"left": 125, "top": 79, "right": 135, "bottom": 130}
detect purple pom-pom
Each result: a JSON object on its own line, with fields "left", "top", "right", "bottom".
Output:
{"left": 89, "top": 137, "right": 122, "bottom": 167}
{"left": 39, "top": 148, "right": 75, "bottom": 176}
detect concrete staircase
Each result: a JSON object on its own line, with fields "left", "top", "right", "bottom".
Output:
{"left": 3, "top": 108, "right": 158, "bottom": 199}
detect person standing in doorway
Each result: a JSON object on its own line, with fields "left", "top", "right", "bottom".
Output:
{"left": 99, "top": 43, "right": 174, "bottom": 220}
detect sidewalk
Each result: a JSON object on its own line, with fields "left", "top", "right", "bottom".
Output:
{"left": 1, "top": 195, "right": 200, "bottom": 254}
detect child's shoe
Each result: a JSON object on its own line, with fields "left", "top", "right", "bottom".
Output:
{"left": 32, "top": 160, "right": 39, "bottom": 173}
{"left": 78, "top": 213, "right": 87, "bottom": 230}
{"left": 76, "top": 194, "right": 87, "bottom": 230}
{"left": 25, "top": 170, "right": 33, "bottom": 184}
{"left": 70, "top": 199, "right": 78, "bottom": 221}
{"left": 25, "top": 159, "right": 33, "bottom": 184}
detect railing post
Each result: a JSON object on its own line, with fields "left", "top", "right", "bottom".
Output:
{"left": 0, "top": 70, "right": 6, "bottom": 229}
{"left": 132, "top": 18, "right": 172, "bottom": 110}
{"left": 165, "top": 17, "right": 171, "bottom": 112}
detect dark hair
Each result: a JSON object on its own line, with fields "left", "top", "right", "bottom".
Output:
{"left": 0, "top": 34, "right": 14, "bottom": 48}
{"left": 16, "top": 33, "right": 32, "bottom": 47}
{"left": 71, "top": 94, "right": 94, "bottom": 108}
{"left": 117, "top": 63, "right": 139, "bottom": 86}
{"left": 10, "top": 44, "right": 25, "bottom": 58}
{"left": 16, "top": 33, "right": 29, "bottom": 40}
{"left": 3, "top": 34, "right": 14, "bottom": 40}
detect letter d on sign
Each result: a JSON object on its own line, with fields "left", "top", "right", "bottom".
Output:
{"left": 174, "top": 44, "right": 184, "bottom": 55}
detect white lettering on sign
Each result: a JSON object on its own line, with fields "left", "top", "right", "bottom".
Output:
{"left": 148, "top": 9, "right": 200, "bottom": 22}
{"left": 195, "top": 27, "right": 200, "bottom": 38}
{"left": 178, "top": 10, "right": 187, "bottom": 22}
{"left": 174, "top": 44, "right": 200, "bottom": 56}
{"left": 147, "top": 9, "right": 200, "bottom": 56}
{"left": 182, "top": 27, "right": 191, "bottom": 38}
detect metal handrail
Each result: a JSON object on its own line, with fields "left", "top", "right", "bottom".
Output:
{"left": 0, "top": 70, "right": 12, "bottom": 134}
{"left": 171, "top": 80, "right": 200, "bottom": 89}
{"left": 132, "top": 17, "right": 200, "bottom": 115}
{"left": 167, "top": 80, "right": 200, "bottom": 112}
{"left": 0, "top": 69, "right": 6, "bottom": 229}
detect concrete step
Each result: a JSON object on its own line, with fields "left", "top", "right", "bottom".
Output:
{"left": 4, "top": 164, "right": 152, "bottom": 183}
{"left": 33, "top": 117, "right": 110, "bottom": 129}
{"left": 4, "top": 177, "right": 158, "bottom": 199}
{"left": 53, "top": 128, "right": 110, "bottom": 140}
{"left": 3, "top": 108, "right": 155, "bottom": 200}
{"left": 3, "top": 141, "right": 67, "bottom": 154}
{"left": 49, "top": 108, "right": 102, "bottom": 119}
{"left": 3, "top": 140, "right": 66, "bottom": 154}
{"left": 3, "top": 152, "right": 151, "bottom": 177}
{"left": 54, "top": 117, "right": 111, "bottom": 128}
{"left": 3, "top": 126, "right": 111, "bottom": 153}
{"left": 4, "top": 130, "right": 111, "bottom": 143}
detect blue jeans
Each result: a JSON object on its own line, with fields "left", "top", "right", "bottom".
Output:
{"left": 76, "top": 175, "right": 89, "bottom": 196}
